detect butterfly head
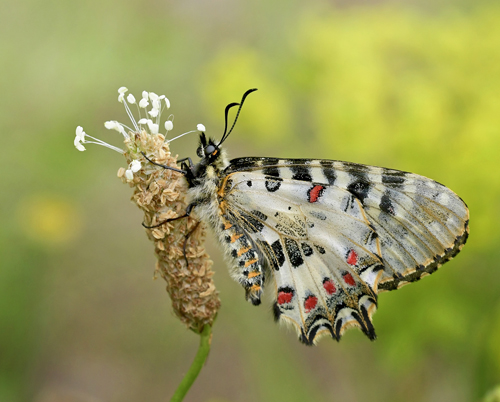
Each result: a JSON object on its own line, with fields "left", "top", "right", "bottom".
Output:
{"left": 187, "top": 88, "right": 258, "bottom": 183}
{"left": 157, "top": 89, "right": 258, "bottom": 188}
{"left": 196, "top": 132, "right": 220, "bottom": 161}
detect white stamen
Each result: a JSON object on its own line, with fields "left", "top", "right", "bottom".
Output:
{"left": 104, "top": 121, "right": 128, "bottom": 138}
{"left": 147, "top": 120, "right": 159, "bottom": 134}
{"left": 168, "top": 130, "right": 197, "bottom": 143}
{"left": 130, "top": 160, "right": 141, "bottom": 172}
{"left": 149, "top": 92, "right": 159, "bottom": 102}
{"left": 125, "top": 169, "right": 134, "bottom": 180}
{"left": 76, "top": 126, "right": 86, "bottom": 141}
{"left": 73, "top": 125, "right": 123, "bottom": 153}
{"left": 197, "top": 124, "right": 206, "bottom": 132}
{"left": 139, "top": 98, "right": 149, "bottom": 108}
{"left": 138, "top": 118, "right": 148, "bottom": 125}
{"left": 127, "top": 94, "right": 136, "bottom": 104}
{"left": 148, "top": 108, "right": 159, "bottom": 118}
{"left": 74, "top": 136, "right": 86, "bottom": 151}
{"left": 122, "top": 99, "right": 139, "bottom": 133}
{"left": 165, "top": 120, "right": 173, "bottom": 131}
{"left": 118, "top": 87, "right": 128, "bottom": 94}
{"left": 164, "top": 98, "right": 171, "bottom": 109}
{"left": 85, "top": 134, "right": 124, "bottom": 153}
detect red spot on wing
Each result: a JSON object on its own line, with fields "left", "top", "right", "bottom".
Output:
{"left": 308, "top": 185, "right": 325, "bottom": 203}
{"left": 277, "top": 291, "right": 293, "bottom": 305}
{"left": 304, "top": 295, "right": 318, "bottom": 312}
{"left": 343, "top": 273, "right": 356, "bottom": 286}
{"left": 346, "top": 249, "right": 358, "bottom": 266}
{"left": 323, "top": 279, "right": 336, "bottom": 295}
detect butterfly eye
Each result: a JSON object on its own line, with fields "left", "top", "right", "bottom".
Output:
{"left": 196, "top": 145, "right": 204, "bottom": 158}
{"left": 205, "top": 145, "right": 216, "bottom": 155}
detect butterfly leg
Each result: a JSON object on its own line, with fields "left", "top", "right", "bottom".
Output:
{"left": 142, "top": 202, "right": 199, "bottom": 228}
{"left": 140, "top": 151, "right": 187, "bottom": 174}
{"left": 176, "top": 156, "right": 194, "bottom": 166}
{"left": 182, "top": 221, "right": 201, "bottom": 268}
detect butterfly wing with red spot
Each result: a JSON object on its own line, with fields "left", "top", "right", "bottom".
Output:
{"left": 222, "top": 172, "right": 384, "bottom": 344}
{"left": 217, "top": 157, "right": 468, "bottom": 344}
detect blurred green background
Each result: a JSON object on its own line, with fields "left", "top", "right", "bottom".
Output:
{"left": 1, "top": 0, "right": 500, "bottom": 401}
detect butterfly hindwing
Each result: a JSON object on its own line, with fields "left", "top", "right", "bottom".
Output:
{"left": 216, "top": 158, "right": 469, "bottom": 344}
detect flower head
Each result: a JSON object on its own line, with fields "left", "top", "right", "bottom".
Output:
{"left": 74, "top": 87, "right": 200, "bottom": 155}
{"left": 74, "top": 87, "right": 218, "bottom": 331}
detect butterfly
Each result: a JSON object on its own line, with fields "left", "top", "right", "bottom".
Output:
{"left": 144, "top": 88, "right": 469, "bottom": 345}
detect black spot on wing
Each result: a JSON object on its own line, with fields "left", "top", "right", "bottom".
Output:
{"left": 379, "top": 193, "right": 395, "bottom": 216}
{"left": 262, "top": 159, "right": 281, "bottom": 178}
{"left": 272, "top": 301, "right": 281, "bottom": 321}
{"left": 265, "top": 177, "right": 282, "bottom": 192}
{"left": 315, "top": 245, "right": 326, "bottom": 254}
{"left": 271, "top": 239, "right": 286, "bottom": 270}
{"left": 319, "top": 161, "right": 336, "bottom": 185}
{"left": 347, "top": 175, "right": 371, "bottom": 204}
{"left": 251, "top": 210, "right": 268, "bottom": 221}
{"left": 290, "top": 165, "right": 313, "bottom": 182}
{"left": 382, "top": 169, "right": 407, "bottom": 186}
{"left": 301, "top": 242, "right": 313, "bottom": 257}
{"left": 261, "top": 157, "right": 281, "bottom": 166}
{"left": 342, "top": 162, "right": 370, "bottom": 173}
{"left": 285, "top": 238, "right": 304, "bottom": 267}
{"left": 309, "top": 211, "right": 327, "bottom": 221}
{"left": 239, "top": 211, "right": 265, "bottom": 233}
{"left": 225, "top": 157, "right": 262, "bottom": 172}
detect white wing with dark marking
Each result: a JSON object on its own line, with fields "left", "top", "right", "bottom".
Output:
{"left": 217, "top": 157, "right": 469, "bottom": 344}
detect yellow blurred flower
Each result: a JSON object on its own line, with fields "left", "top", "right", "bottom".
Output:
{"left": 17, "top": 194, "right": 82, "bottom": 247}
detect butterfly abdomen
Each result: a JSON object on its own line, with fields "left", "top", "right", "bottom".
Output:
{"left": 190, "top": 172, "right": 268, "bottom": 306}
{"left": 217, "top": 215, "right": 267, "bottom": 305}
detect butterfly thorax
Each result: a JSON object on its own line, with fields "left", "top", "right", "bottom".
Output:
{"left": 186, "top": 143, "right": 228, "bottom": 221}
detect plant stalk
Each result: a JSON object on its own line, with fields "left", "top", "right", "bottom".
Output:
{"left": 170, "top": 325, "right": 212, "bottom": 402}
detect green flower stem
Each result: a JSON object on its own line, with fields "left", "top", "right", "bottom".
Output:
{"left": 170, "top": 325, "right": 212, "bottom": 402}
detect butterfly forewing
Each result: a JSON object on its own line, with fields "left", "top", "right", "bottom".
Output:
{"left": 217, "top": 157, "right": 469, "bottom": 344}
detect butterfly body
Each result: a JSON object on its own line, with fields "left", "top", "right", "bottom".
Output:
{"left": 161, "top": 90, "right": 469, "bottom": 345}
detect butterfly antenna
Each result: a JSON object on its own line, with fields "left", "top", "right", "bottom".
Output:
{"left": 218, "top": 88, "right": 258, "bottom": 146}
{"left": 219, "top": 101, "right": 240, "bottom": 144}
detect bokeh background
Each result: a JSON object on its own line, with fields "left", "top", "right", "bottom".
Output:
{"left": 1, "top": 0, "right": 500, "bottom": 401}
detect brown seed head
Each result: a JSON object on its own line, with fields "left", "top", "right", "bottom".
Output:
{"left": 118, "top": 130, "right": 220, "bottom": 333}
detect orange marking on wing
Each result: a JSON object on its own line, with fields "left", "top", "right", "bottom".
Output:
{"left": 244, "top": 258, "right": 258, "bottom": 267}
{"left": 223, "top": 221, "right": 233, "bottom": 230}
{"left": 231, "top": 233, "right": 243, "bottom": 243}
{"left": 248, "top": 271, "right": 261, "bottom": 278}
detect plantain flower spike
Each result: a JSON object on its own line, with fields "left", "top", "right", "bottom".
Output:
{"left": 74, "top": 87, "right": 220, "bottom": 332}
